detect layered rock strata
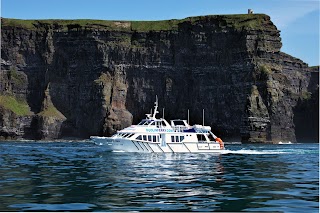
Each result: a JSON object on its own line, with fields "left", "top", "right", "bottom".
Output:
{"left": 0, "top": 14, "right": 318, "bottom": 142}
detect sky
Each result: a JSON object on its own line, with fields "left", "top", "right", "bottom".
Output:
{"left": 1, "top": 0, "right": 319, "bottom": 66}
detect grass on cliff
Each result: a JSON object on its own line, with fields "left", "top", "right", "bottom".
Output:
{"left": 300, "top": 91, "right": 312, "bottom": 100}
{"left": 1, "top": 18, "right": 128, "bottom": 31}
{"left": 132, "top": 14, "right": 270, "bottom": 31}
{"left": 2, "top": 14, "right": 270, "bottom": 32}
{"left": 8, "top": 68, "right": 26, "bottom": 86}
{"left": 309, "top": 66, "right": 319, "bottom": 71}
{"left": 38, "top": 105, "right": 66, "bottom": 120}
{"left": 0, "top": 95, "right": 32, "bottom": 116}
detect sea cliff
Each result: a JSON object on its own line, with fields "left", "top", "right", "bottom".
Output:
{"left": 1, "top": 14, "right": 318, "bottom": 143}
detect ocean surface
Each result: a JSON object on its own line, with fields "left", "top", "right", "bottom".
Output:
{"left": 0, "top": 141, "right": 318, "bottom": 212}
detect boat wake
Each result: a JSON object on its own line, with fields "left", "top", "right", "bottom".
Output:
{"left": 221, "top": 149, "right": 286, "bottom": 155}
{"left": 112, "top": 150, "right": 126, "bottom": 153}
{"left": 221, "top": 147, "right": 318, "bottom": 155}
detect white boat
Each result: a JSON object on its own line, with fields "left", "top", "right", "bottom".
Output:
{"left": 90, "top": 97, "right": 224, "bottom": 153}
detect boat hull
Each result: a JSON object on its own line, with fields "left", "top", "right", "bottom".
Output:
{"left": 91, "top": 137, "right": 223, "bottom": 153}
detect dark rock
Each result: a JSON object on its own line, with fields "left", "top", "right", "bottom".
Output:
{"left": 0, "top": 15, "right": 318, "bottom": 143}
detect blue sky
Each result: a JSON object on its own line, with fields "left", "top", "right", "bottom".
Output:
{"left": 1, "top": 0, "right": 319, "bottom": 66}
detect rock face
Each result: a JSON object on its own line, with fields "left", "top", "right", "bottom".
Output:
{"left": 0, "top": 15, "right": 318, "bottom": 142}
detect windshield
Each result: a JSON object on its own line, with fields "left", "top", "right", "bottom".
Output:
{"left": 137, "top": 120, "right": 154, "bottom": 126}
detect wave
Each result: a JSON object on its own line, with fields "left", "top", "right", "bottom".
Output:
{"left": 221, "top": 148, "right": 319, "bottom": 155}
{"left": 221, "top": 149, "right": 286, "bottom": 155}
{"left": 112, "top": 150, "right": 126, "bottom": 153}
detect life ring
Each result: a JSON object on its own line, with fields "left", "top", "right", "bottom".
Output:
{"left": 215, "top": 137, "right": 224, "bottom": 149}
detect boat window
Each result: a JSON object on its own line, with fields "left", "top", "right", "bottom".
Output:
{"left": 173, "top": 120, "right": 185, "bottom": 126}
{"left": 138, "top": 120, "right": 145, "bottom": 125}
{"left": 157, "top": 136, "right": 160, "bottom": 142}
{"left": 140, "top": 120, "right": 150, "bottom": 125}
{"left": 180, "top": 136, "right": 184, "bottom": 142}
{"left": 161, "top": 121, "right": 167, "bottom": 127}
{"left": 149, "top": 121, "right": 156, "bottom": 126}
{"left": 138, "top": 120, "right": 151, "bottom": 125}
{"left": 171, "top": 136, "right": 175, "bottom": 142}
{"left": 143, "top": 135, "right": 147, "bottom": 141}
{"left": 126, "top": 134, "right": 134, "bottom": 138}
{"left": 148, "top": 135, "right": 152, "bottom": 141}
{"left": 197, "top": 134, "right": 206, "bottom": 141}
{"left": 153, "top": 135, "right": 157, "bottom": 142}
{"left": 136, "top": 135, "right": 142, "bottom": 140}
{"left": 175, "top": 136, "right": 179, "bottom": 142}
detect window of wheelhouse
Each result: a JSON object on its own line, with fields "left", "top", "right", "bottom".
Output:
{"left": 144, "top": 120, "right": 152, "bottom": 125}
{"left": 197, "top": 134, "right": 206, "bottom": 141}
{"left": 149, "top": 121, "right": 156, "bottom": 126}
{"left": 138, "top": 120, "right": 146, "bottom": 125}
{"left": 173, "top": 120, "right": 185, "bottom": 126}
{"left": 138, "top": 120, "right": 154, "bottom": 126}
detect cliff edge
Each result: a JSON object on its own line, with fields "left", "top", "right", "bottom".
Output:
{"left": 1, "top": 14, "right": 318, "bottom": 143}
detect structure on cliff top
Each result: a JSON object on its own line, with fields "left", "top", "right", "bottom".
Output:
{"left": 0, "top": 14, "right": 318, "bottom": 143}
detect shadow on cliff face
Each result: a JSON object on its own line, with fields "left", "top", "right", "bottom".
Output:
{"left": 293, "top": 82, "right": 319, "bottom": 143}
{"left": 22, "top": 116, "right": 39, "bottom": 140}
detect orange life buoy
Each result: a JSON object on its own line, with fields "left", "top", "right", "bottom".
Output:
{"left": 215, "top": 137, "right": 224, "bottom": 149}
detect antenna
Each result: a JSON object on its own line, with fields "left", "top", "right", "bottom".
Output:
{"left": 187, "top": 109, "right": 190, "bottom": 124}
{"left": 202, "top": 109, "right": 204, "bottom": 126}
{"left": 162, "top": 108, "right": 165, "bottom": 119}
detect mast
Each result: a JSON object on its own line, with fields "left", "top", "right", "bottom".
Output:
{"left": 152, "top": 95, "right": 159, "bottom": 119}
{"left": 146, "top": 96, "right": 159, "bottom": 119}
{"left": 188, "top": 109, "right": 190, "bottom": 124}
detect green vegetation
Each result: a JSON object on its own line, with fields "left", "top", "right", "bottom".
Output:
{"left": 309, "top": 66, "right": 319, "bottom": 71}
{"left": 0, "top": 95, "right": 31, "bottom": 116}
{"left": 8, "top": 67, "right": 26, "bottom": 86}
{"left": 1, "top": 18, "right": 130, "bottom": 31}
{"left": 301, "top": 91, "right": 312, "bottom": 100}
{"left": 221, "top": 14, "right": 268, "bottom": 30}
{"left": 131, "top": 19, "right": 181, "bottom": 31}
{"left": 1, "top": 14, "right": 270, "bottom": 32}
{"left": 259, "top": 64, "right": 272, "bottom": 76}
{"left": 38, "top": 105, "right": 65, "bottom": 119}
{"left": 131, "top": 14, "right": 269, "bottom": 31}
{"left": 94, "top": 73, "right": 111, "bottom": 84}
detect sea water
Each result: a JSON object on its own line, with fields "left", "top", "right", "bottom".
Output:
{"left": 0, "top": 142, "right": 318, "bottom": 212}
